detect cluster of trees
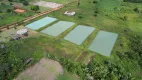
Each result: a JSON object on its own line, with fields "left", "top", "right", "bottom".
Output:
{"left": 117, "top": 33, "right": 142, "bottom": 67}
{"left": 0, "top": 3, "right": 14, "bottom": 13}
{"left": 8, "top": 0, "right": 29, "bottom": 6}
{"left": 30, "top": 5, "right": 39, "bottom": 12}
{"left": 0, "top": 41, "right": 26, "bottom": 80}
{"left": 46, "top": 53, "right": 134, "bottom": 80}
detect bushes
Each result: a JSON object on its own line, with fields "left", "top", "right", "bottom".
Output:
{"left": 31, "top": 5, "right": 39, "bottom": 12}
{"left": 46, "top": 53, "right": 134, "bottom": 80}
{"left": 0, "top": 41, "right": 27, "bottom": 79}
{"left": 133, "top": 8, "right": 140, "bottom": 13}
{"left": 93, "top": 0, "right": 100, "bottom": 4}
{"left": 139, "top": 58, "right": 142, "bottom": 68}
{"left": 120, "top": 16, "right": 128, "bottom": 21}
{"left": 8, "top": 0, "right": 13, "bottom": 2}
{"left": 23, "top": 1, "right": 29, "bottom": 6}
{"left": 7, "top": 9, "right": 12, "bottom": 13}
{"left": 78, "top": 13, "right": 84, "bottom": 19}
{"left": 5, "top": 26, "right": 9, "bottom": 29}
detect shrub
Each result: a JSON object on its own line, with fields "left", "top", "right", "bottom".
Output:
{"left": 78, "top": 13, "right": 83, "bottom": 19}
{"left": 94, "top": 8, "right": 99, "bottom": 13}
{"left": 93, "top": 0, "right": 100, "bottom": 3}
{"left": 9, "top": 38, "right": 14, "bottom": 41}
{"left": 139, "top": 58, "right": 142, "bottom": 68}
{"left": 17, "top": 21, "right": 23, "bottom": 25}
{"left": 94, "top": 14, "right": 97, "bottom": 16}
{"left": 8, "top": 0, "right": 13, "bottom": 2}
{"left": 14, "top": 26, "right": 17, "bottom": 30}
{"left": 0, "top": 10, "right": 2, "bottom": 13}
{"left": 120, "top": 16, "right": 128, "bottom": 21}
{"left": 5, "top": 26, "right": 9, "bottom": 29}
{"left": 7, "top": 9, "right": 12, "bottom": 13}
{"left": 23, "top": 1, "right": 29, "bottom": 6}
{"left": 78, "top": 15, "right": 83, "bottom": 18}
{"left": 31, "top": 5, "right": 39, "bottom": 12}
{"left": 133, "top": 7, "right": 139, "bottom": 13}
{"left": 10, "top": 3, "right": 13, "bottom": 6}
{"left": 1, "top": 3, "right": 6, "bottom": 6}
{"left": 23, "top": 32, "right": 28, "bottom": 36}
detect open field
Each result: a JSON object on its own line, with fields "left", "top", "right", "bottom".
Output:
{"left": 25, "top": 0, "right": 141, "bottom": 79}
{"left": 0, "top": 0, "right": 142, "bottom": 80}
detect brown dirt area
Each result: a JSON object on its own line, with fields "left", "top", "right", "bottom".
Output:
{"left": 15, "top": 58, "right": 63, "bottom": 80}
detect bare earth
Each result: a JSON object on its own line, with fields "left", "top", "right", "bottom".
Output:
{"left": 16, "top": 58, "right": 63, "bottom": 80}
{"left": 34, "top": 1, "right": 63, "bottom": 8}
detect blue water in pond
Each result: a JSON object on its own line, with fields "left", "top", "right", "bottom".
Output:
{"left": 26, "top": 17, "right": 57, "bottom": 30}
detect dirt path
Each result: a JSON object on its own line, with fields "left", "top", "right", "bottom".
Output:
{"left": 0, "top": 1, "right": 76, "bottom": 31}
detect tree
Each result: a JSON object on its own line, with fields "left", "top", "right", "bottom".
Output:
{"left": 93, "top": 0, "right": 100, "bottom": 3}
{"left": 134, "top": 8, "right": 139, "bottom": 13}
{"left": 1, "top": 3, "right": 6, "bottom": 6}
{"left": 31, "top": 5, "right": 39, "bottom": 12}
{"left": 10, "top": 3, "right": 13, "bottom": 6}
{"left": 7, "top": 9, "right": 12, "bottom": 13}
{"left": 8, "top": 0, "right": 13, "bottom": 2}
{"left": 23, "top": 1, "right": 29, "bottom": 6}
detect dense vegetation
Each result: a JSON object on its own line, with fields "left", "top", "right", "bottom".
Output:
{"left": 0, "top": 41, "right": 26, "bottom": 80}
{"left": 0, "top": 32, "right": 141, "bottom": 79}
{"left": 49, "top": 54, "right": 134, "bottom": 80}
{"left": 0, "top": 38, "right": 43, "bottom": 80}
{"left": 47, "top": 33, "right": 142, "bottom": 80}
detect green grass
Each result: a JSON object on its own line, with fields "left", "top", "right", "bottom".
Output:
{"left": 1, "top": 0, "right": 142, "bottom": 79}
{"left": 40, "top": 0, "right": 75, "bottom": 4}
{"left": 56, "top": 71, "right": 80, "bottom": 80}
{"left": 46, "top": 0, "right": 142, "bottom": 79}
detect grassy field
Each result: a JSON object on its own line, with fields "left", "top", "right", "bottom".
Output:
{"left": 0, "top": 0, "right": 142, "bottom": 79}
{"left": 32, "top": 0, "right": 75, "bottom": 4}
{"left": 19, "top": 0, "right": 142, "bottom": 79}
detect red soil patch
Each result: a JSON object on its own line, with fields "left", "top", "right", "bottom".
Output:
{"left": 15, "top": 9, "right": 25, "bottom": 13}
